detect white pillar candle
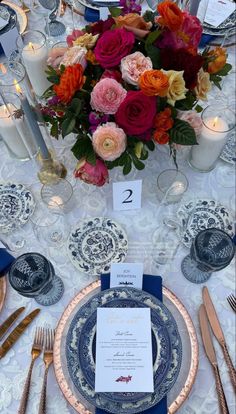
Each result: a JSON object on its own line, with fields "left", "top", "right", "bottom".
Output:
{"left": 22, "top": 42, "right": 50, "bottom": 97}
{"left": 190, "top": 117, "right": 229, "bottom": 171}
{"left": 0, "top": 104, "right": 37, "bottom": 159}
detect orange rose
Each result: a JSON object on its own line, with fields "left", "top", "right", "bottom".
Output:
{"left": 53, "top": 64, "right": 86, "bottom": 104}
{"left": 86, "top": 50, "right": 98, "bottom": 65}
{"left": 139, "top": 70, "right": 169, "bottom": 97}
{"left": 114, "top": 13, "right": 152, "bottom": 30}
{"left": 154, "top": 107, "right": 174, "bottom": 130}
{"left": 153, "top": 129, "right": 170, "bottom": 144}
{"left": 207, "top": 47, "right": 227, "bottom": 74}
{"left": 157, "top": 0, "right": 183, "bottom": 32}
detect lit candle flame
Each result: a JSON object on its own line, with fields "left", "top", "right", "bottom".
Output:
{"left": 0, "top": 63, "right": 7, "bottom": 74}
{"left": 14, "top": 79, "right": 23, "bottom": 95}
{"left": 28, "top": 42, "right": 35, "bottom": 52}
{"left": 213, "top": 117, "right": 218, "bottom": 127}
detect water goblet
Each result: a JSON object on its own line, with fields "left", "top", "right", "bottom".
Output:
{"left": 8, "top": 252, "right": 64, "bottom": 305}
{"left": 181, "top": 228, "right": 235, "bottom": 284}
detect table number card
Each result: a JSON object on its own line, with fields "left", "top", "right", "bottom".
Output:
{"left": 110, "top": 263, "right": 143, "bottom": 288}
{"left": 113, "top": 180, "right": 142, "bottom": 211}
{"left": 95, "top": 307, "right": 154, "bottom": 392}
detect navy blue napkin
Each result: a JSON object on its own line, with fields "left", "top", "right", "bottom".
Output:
{"left": 199, "top": 34, "right": 216, "bottom": 48}
{"left": 85, "top": 7, "right": 100, "bottom": 22}
{"left": 96, "top": 273, "right": 167, "bottom": 414}
{"left": 0, "top": 248, "right": 14, "bottom": 277}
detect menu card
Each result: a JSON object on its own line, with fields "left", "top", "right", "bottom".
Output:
{"left": 95, "top": 307, "right": 154, "bottom": 393}
{"left": 204, "top": 0, "right": 235, "bottom": 27}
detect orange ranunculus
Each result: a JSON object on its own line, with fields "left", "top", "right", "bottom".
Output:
{"left": 86, "top": 50, "right": 98, "bottom": 65}
{"left": 154, "top": 107, "right": 174, "bottom": 130}
{"left": 114, "top": 13, "right": 152, "bottom": 30}
{"left": 157, "top": 0, "right": 183, "bottom": 32}
{"left": 53, "top": 64, "right": 86, "bottom": 103}
{"left": 139, "top": 70, "right": 169, "bottom": 97}
{"left": 153, "top": 129, "right": 170, "bottom": 144}
{"left": 207, "top": 47, "right": 227, "bottom": 74}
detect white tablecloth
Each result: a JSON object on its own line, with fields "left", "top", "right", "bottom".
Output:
{"left": 0, "top": 4, "right": 235, "bottom": 413}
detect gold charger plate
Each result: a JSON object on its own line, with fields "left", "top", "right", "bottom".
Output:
{"left": 2, "top": 1, "right": 27, "bottom": 34}
{"left": 0, "top": 277, "right": 7, "bottom": 314}
{"left": 54, "top": 280, "right": 199, "bottom": 413}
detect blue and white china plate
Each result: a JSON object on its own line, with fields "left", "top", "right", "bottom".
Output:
{"left": 0, "top": 3, "right": 17, "bottom": 35}
{"left": 2, "top": 1, "right": 27, "bottom": 34}
{"left": 220, "top": 131, "right": 236, "bottom": 164}
{"left": 78, "top": 298, "right": 171, "bottom": 403}
{"left": 66, "top": 287, "right": 182, "bottom": 414}
{"left": 0, "top": 4, "right": 10, "bottom": 30}
{"left": 203, "top": 10, "right": 236, "bottom": 35}
{"left": 67, "top": 217, "right": 128, "bottom": 276}
{"left": 0, "top": 183, "right": 35, "bottom": 233}
{"left": 177, "top": 199, "right": 234, "bottom": 248}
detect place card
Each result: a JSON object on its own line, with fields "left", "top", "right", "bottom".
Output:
{"left": 113, "top": 180, "right": 142, "bottom": 211}
{"left": 110, "top": 262, "right": 143, "bottom": 288}
{"left": 95, "top": 307, "right": 154, "bottom": 392}
{"left": 204, "top": 0, "right": 235, "bottom": 27}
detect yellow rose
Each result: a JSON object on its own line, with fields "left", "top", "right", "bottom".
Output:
{"left": 73, "top": 33, "right": 99, "bottom": 49}
{"left": 163, "top": 70, "right": 187, "bottom": 106}
{"left": 194, "top": 68, "right": 211, "bottom": 101}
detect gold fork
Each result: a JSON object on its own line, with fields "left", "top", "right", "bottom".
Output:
{"left": 18, "top": 327, "right": 44, "bottom": 414}
{"left": 38, "top": 328, "right": 55, "bottom": 414}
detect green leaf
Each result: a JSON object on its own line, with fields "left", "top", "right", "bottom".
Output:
{"left": 86, "top": 151, "right": 96, "bottom": 165}
{"left": 175, "top": 91, "right": 197, "bottom": 111}
{"left": 169, "top": 119, "right": 197, "bottom": 146}
{"left": 145, "top": 140, "right": 155, "bottom": 151}
{"left": 132, "top": 156, "right": 145, "bottom": 170}
{"left": 195, "top": 104, "right": 203, "bottom": 113}
{"left": 72, "top": 134, "right": 94, "bottom": 160}
{"left": 145, "top": 30, "right": 161, "bottom": 47}
{"left": 144, "top": 45, "right": 161, "bottom": 69}
{"left": 70, "top": 98, "right": 82, "bottom": 116}
{"left": 123, "top": 156, "right": 132, "bottom": 175}
{"left": 61, "top": 117, "right": 76, "bottom": 138}
{"left": 118, "top": 152, "right": 128, "bottom": 166}
{"left": 143, "top": 10, "right": 155, "bottom": 24}
{"left": 47, "top": 75, "right": 60, "bottom": 84}
{"left": 140, "top": 148, "right": 148, "bottom": 160}
{"left": 50, "top": 122, "right": 59, "bottom": 138}
{"left": 215, "top": 63, "right": 232, "bottom": 76}
{"left": 108, "top": 6, "right": 121, "bottom": 17}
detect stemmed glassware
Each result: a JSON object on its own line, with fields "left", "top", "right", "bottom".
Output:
{"left": 31, "top": 0, "right": 65, "bottom": 40}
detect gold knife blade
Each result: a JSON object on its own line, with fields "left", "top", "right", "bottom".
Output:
{"left": 0, "top": 307, "right": 25, "bottom": 341}
{"left": 0, "top": 308, "right": 40, "bottom": 359}
{"left": 203, "top": 286, "right": 225, "bottom": 344}
{"left": 199, "top": 304, "right": 217, "bottom": 365}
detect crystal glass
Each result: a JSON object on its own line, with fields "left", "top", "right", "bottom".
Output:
{"left": 31, "top": 0, "right": 65, "bottom": 38}
{"left": 157, "top": 169, "right": 188, "bottom": 204}
{"left": 8, "top": 252, "right": 64, "bottom": 305}
{"left": 181, "top": 228, "right": 235, "bottom": 284}
{"left": 41, "top": 178, "right": 74, "bottom": 213}
{"left": 189, "top": 105, "right": 235, "bottom": 172}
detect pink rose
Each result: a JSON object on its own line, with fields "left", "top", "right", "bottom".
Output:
{"left": 47, "top": 47, "right": 68, "bottom": 68}
{"left": 92, "top": 122, "right": 127, "bottom": 161}
{"left": 60, "top": 46, "right": 87, "bottom": 69}
{"left": 101, "top": 69, "right": 122, "bottom": 83}
{"left": 90, "top": 78, "right": 127, "bottom": 114}
{"left": 178, "top": 110, "right": 202, "bottom": 136}
{"left": 67, "top": 29, "right": 85, "bottom": 47}
{"left": 74, "top": 158, "right": 108, "bottom": 186}
{"left": 94, "top": 28, "right": 135, "bottom": 69}
{"left": 120, "top": 51, "right": 153, "bottom": 86}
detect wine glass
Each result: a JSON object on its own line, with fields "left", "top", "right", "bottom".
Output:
{"left": 8, "top": 252, "right": 64, "bottom": 305}
{"left": 181, "top": 228, "right": 235, "bottom": 284}
{"left": 32, "top": 0, "right": 65, "bottom": 40}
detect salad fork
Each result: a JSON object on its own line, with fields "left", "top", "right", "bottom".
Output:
{"left": 227, "top": 294, "right": 236, "bottom": 313}
{"left": 18, "top": 327, "right": 45, "bottom": 414}
{"left": 38, "top": 328, "right": 55, "bottom": 414}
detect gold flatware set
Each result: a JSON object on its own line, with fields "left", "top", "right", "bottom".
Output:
{"left": 199, "top": 287, "right": 236, "bottom": 414}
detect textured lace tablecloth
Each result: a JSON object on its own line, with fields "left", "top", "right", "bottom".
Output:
{"left": 0, "top": 4, "right": 235, "bottom": 413}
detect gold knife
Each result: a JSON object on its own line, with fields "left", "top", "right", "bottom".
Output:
{"left": 0, "top": 309, "right": 40, "bottom": 359}
{"left": 0, "top": 307, "right": 25, "bottom": 341}
{"left": 203, "top": 286, "right": 236, "bottom": 392}
{"left": 199, "top": 304, "right": 229, "bottom": 414}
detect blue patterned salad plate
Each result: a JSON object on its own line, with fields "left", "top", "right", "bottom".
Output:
{"left": 66, "top": 287, "right": 182, "bottom": 414}
{"left": 0, "top": 182, "right": 35, "bottom": 233}
{"left": 67, "top": 217, "right": 128, "bottom": 276}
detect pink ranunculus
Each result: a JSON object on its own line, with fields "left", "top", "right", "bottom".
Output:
{"left": 178, "top": 110, "right": 202, "bottom": 136}
{"left": 74, "top": 158, "right": 109, "bottom": 186}
{"left": 92, "top": 122, "right": 127, "bottom": 161}
{"left": 90, "top": 78, "right": 127, "bottom": 114}
{"left": 67, "top": 29, "right": 85, "bottom": 47}
{"left": 101, "top": 69, "right": 122, "bottom": 83}
{"left": 94, "top": 28, "right": 135, "bottom": 69}
{"left": 120, "top": 51, "right": 153, "bottom": 86}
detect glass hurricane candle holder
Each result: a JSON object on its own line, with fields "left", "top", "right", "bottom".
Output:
{"left": 157, "top": 169, "right": 188, "bottom": 204}
{"left": 189, "top": 105, "right": 235, "bottom": 172}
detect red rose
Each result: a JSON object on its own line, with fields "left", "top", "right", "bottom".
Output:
{"left": 115, "top": 91, "right": 156, "bottom": 136}
{"left": 101, "top": 69, "right": 122, "bottom": 83}
{"left": 90, "top": 18, "right": 115, "bottom": 35}
{"left": 94, "top": 28, "right": 135, "bottom": 69}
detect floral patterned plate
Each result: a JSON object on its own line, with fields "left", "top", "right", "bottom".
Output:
{"left": 177, "top": 199, "right": 234, "bottom": 248}
{"left": 0, "top": 183, "right": 35, "bottom": 233}
{"left": 67, "top": 217, "right": 128, "bottom": 276}
{"left": 66, "top": 287, "right": 182, "bottom": 414}
{"left": 220, "top": 131, "right": 236, "bottom": 164}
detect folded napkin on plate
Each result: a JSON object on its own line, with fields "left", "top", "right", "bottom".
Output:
{"left": 85, "top": 7, "right": 100, "bottom": 22}
{"left": 95, "top": 273, "right": 167, "bottom": 414}
{"left": 0, "top": 247, "right": 15, "bottom": 277}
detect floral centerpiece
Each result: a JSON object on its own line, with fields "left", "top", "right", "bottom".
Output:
{"left": 42, "top": 0, "right": 231, "bottom": 186}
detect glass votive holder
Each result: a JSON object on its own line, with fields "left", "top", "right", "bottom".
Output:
{"left": 0, "top": 92, "right": 38, "bottom": 160}
{"left": 16, "top": 30, "right": 51, "bottom": 98}
{"left": 189, "top": 105, "right": 236, "bottom": 172}
{"left": 157, "top": 169, "right": 188, "bottom": 204}
{"left": 41, "top": 178, "right": 74, "bottom": 213}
